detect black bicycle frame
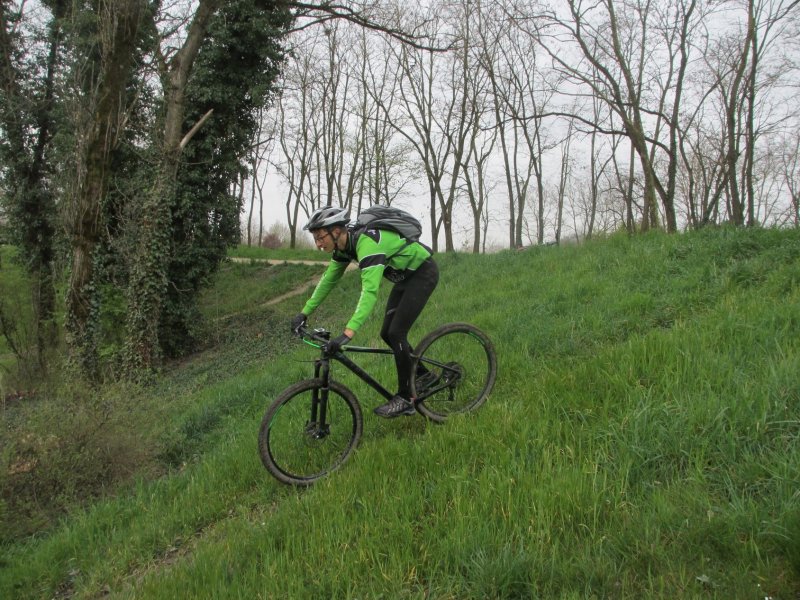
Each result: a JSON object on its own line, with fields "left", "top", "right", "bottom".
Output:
{"left": 300, "top": 327, "right": 457, "bottom": 432}
{"left": 317, "top": 345, "right": 454, "bottom": 401}
{"left": 303, "top": 345, "right": 393, "bottom": 437}
{"left": 315, "top": 345, "right": 396, "bottom": 402}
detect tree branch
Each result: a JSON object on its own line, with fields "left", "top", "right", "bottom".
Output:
{"left": 284, "top": 1, "right": 453, "bottom": 51}
{"left": 180, "top": 108, "right": 214, "bottom": 149}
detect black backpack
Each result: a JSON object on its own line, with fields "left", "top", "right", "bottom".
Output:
{"left": 346, "top": 205, "right": 425, "bottom": 261}
{"left": 350, "top": 204, "right": 422, "bottom": 242}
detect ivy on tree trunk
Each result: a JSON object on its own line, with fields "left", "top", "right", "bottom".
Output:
{"left": 65, "top": 0, "right": 147, "bottom": 380}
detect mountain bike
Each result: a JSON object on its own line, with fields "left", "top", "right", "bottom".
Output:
{"left": 258, "top": 323, "right": 497, "bottom": 486}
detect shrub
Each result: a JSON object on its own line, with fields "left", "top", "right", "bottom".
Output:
{"left": 0, "top": 379, "right": 157, "bottom": 542}
{"left": 259, "top": 232, "right": 282, "bottom": 249}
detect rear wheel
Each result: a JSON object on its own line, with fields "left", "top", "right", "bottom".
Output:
{"left": 412, "top": 323, "right": 497, "bottom": 423}
{"left": 258, "top": 378, "right": 362, "bottom": 486}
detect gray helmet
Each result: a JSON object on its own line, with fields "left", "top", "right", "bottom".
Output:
{"left": 304, "top": 206, "right": 350, "bottom": 230}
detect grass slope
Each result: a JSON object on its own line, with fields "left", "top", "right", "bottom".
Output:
{"left": 1, "top": 227, "right": 799, "bottom": 599}
{"left": 0, "top": 246, "right": 34, "bottom": 376}
{"left": 227, "top": 244, "right": 321, "bottom": 262}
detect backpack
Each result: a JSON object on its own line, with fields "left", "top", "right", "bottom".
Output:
{"left": 350, "top": 204, "right": 422, "bottom": 242}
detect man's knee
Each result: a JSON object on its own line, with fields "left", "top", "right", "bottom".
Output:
{"left": 382, "top": 328, "right": 407, "bottom": 350}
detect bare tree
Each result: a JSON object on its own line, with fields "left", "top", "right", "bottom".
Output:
{"left": 244, "top": 105, "right": 277, "bottom": 246}
{"left": 739, "top": 0, "right": 798, "bottom": 225}
{"left": 434, "top": 0, "right": 480, "bottom": 251}
{"left": 555, "top": 119, "right": 574, "bottom": 243}
{"left": 693, "top": 0, "right": 799, "bottom": 227}
{"left": 781, "top": 131, "right": 800, "bottom": 226}
{"left": 383, "top": 15, "right": 448, "bottom": 251}
{"left": 266, "top": 0, "right": 451, "bottom": 244}
{"left": 274, "top": 54, "right": 319, "bottom": 247}
{"left": 359, "top": 30, "right": 415, "bottom": 208}
{"left": 460, "top": 67, "right": 497, "bottom": 253}
{"left": 714, "top": 2, "right": 756, "bottom": 226}
{"left": 651, "top": 0, "right": 700, "bottom": 231}
{"left": 316, "top": 23, "right": 355, "bottom": 207}
{"left": 477, "top": 5, "right": 535, "bottom": 248}
{"left": 514, "top": 0, "right": 711, "bottom": 233}
{"left": 264, "top": 0, "right": 800, "bottom": 246}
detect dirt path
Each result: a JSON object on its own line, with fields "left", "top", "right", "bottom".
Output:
{"left": 229, "top": 257, "right": 330, "bottom": 267}
{"left": 263, "top": 277, "right": 321, "bottom": 307}
{"left": 229, "top": 257, "right": 356, "bottom": 308}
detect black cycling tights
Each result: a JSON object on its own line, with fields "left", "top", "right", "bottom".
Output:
{"left": 380, "top": 258, "right": 440, "bottom": 399}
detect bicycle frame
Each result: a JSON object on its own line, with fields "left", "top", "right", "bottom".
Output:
{"left": 300, "top": 326, "right": 456, "bottom": 413}
{"left": 299, "top": 331, "right": 393, "bottom": 438}
{"left": 313, "top": 343, "right": 396, "bottom": 403}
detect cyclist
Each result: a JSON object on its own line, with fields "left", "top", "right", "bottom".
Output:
{"left": 291, "top": 206, "right": 439, "bottom": 418}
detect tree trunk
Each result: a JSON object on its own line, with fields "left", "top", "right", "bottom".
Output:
{"left": 66, "top": 0, "right": 145, "bottom": 379}
{"left": 725, "top": 1, "right": 755, "bottom": 226}
{"left": 745, "top": 0, "right": 758, "bottom": 227}
{"left": 124, "top": 0, "right": 220, "bottom": 374}
{"left": 0, "top": 0, "right": 65, "bottom": 370}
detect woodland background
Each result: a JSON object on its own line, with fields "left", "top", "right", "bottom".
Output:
{"left": 1, "top": 0, "right": 799, "bottom": 381}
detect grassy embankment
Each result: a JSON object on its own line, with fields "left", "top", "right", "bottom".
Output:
{"left": 227, "top": 244, "right": 322, "bottom": 262}
{"left": 1, "top": 227, "right": 799, "bottom": 598}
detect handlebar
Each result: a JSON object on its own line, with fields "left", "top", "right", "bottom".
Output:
{"left": 294, "top": 324, "right": 331, "bottom": 348}
{"left": 293, "top": 323, "right": 393, "bottom": 357}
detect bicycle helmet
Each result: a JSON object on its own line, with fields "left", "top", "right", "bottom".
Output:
{"left": 304, "top": 206, "right": 350, "bottom": 230}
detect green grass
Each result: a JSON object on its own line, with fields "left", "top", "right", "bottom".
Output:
{"left": 1, "top": 227, "right": 799, "bottom": 598}
{"left": 199, "top": 260, "right": 324, "bottom": 320}
{"left": 227, "top": 244, "right": 322, "bottom": 261}
{"left": 0, "top": 245, "right": 32, "bottom": 378}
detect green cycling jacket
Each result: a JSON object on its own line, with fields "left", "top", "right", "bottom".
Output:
{"left": 301, "top": 228, "right": 432, "bottom": 332}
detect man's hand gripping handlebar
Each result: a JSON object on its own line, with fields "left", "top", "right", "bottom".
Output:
{"left": 292, "top": 323, "right": 350, "bottom": 357}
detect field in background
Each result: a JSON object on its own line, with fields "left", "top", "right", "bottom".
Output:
{"left": 228, "top": 244, "right": 322, "bottom": 262}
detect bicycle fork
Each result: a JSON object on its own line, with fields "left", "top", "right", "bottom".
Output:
{"left": 307, "top": 358, "right": 331, "bottom": 439}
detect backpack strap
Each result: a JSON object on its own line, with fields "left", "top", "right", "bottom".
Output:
{"left": 347, "top": 224, "right": 416, "bottom": 262}
{"left": 385, "top": 240, "right": 413, "bottom": 261}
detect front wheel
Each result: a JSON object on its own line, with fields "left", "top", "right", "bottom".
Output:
{"left": 258, "top": 378, "right": 362, "bottom": 486}
{"left": 412, "top": 323, "right": 497, "bottom": 423}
